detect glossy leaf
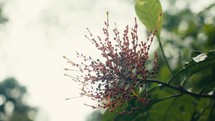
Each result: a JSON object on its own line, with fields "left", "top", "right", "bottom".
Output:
{"left": 135, "top": 0, "right": 163, "bottom": 39}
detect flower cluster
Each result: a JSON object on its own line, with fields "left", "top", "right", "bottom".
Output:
{"left": 64, "top": 13, "right": 159, "bottom": 114}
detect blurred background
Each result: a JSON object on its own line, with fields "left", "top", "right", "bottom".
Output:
{"left": 0, "top": 0, "right": 214, "bottom": 121}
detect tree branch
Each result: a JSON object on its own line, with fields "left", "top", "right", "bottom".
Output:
{"left": 146, "top": 79, "right": 215, "bottom": 99}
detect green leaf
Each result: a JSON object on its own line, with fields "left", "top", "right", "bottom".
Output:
{"left": 135, "top": 0, "right": 163, "bottom": 39}
{"left": 169, "top": 50, "right": 215, "bottom": 86}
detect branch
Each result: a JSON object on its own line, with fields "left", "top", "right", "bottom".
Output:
{"left": 146, "top": 79, "right": 215, "bottom": 99}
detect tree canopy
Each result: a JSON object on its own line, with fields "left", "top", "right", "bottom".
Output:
{"left": 0, "top": 78, "right": 38, "bottom": 121}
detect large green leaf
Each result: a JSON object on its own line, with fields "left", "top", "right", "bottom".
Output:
{"left": 135, "top": 0, "right": 163, "bottom": 39}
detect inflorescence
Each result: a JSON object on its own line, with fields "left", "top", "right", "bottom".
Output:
{"left": 64, "top": 12, "right": 159, "bottom": 114}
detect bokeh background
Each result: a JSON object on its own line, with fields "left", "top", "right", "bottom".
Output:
{"left": 0, "top": 0, "right": 214, "bottom": 121}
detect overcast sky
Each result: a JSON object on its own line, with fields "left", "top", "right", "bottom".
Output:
{"left": 0, "top": 0, "right": 135, "bottom": 121}
{"left": 0, "top": 0, "right": 214, "bottom": 121}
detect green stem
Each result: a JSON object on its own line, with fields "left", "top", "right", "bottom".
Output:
{"left": 157, "top": 38, "right": 173, "bottom": 76}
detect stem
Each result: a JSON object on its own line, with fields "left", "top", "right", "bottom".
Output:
{"left": 146, "top": 79, "right": 215, "bottom": 99}
{"left": 157, "top": 38, "right": 173, "bottom": 76}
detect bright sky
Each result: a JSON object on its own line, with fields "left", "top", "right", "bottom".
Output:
{"left": 0, "top": 0, "right": 135, "bottom": 121}
{"left": 0, "top": 0, "right": 214, "bottom": 121}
